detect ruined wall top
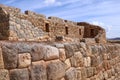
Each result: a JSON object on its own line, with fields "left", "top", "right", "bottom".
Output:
{"left": 0, "top": 4, "right": 21, "bottom": 14}
{"left": 25, "top": 10, "right": 46, "bottom": 19}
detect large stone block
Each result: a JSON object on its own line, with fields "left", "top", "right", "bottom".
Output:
{"left": 70, "top": 51, "right": 84, "bottom": 67}
{"left": 65, "top": 67, "right": 81, "bottom": 80}
{"left": 59, "top": 49, "right": 66, "bottom": 61}
{"left": 44, "top": 46, "right": 59, "bottom": 61}
{"left": 2, "top": 45, "right": 18, "bottom": 69}
{"left": 0, "top": 47, "right": 4, "bottom": 69}
{"left": 0, "top": 69, "right": 9, "bottom": 80}
{"left": 10, "top": 68, "right": 29, "bottom": 80}
{"left": 31, "top": 45, "right": 45, "bottom": 61}
{"left": 64, "top": 44, "right": 74, "bottom": 58}
{"left": 18, "top": 53, "right": 31, "bottom": 68}
{"left": 30, "top": 61, "right": 47, "bottom": 80}
{"left": 47, "top": 60, "right": 65, "bottom": 80}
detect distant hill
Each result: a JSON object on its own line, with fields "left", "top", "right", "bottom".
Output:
{"left": 108, "top": 37, "right": 120, "bottom": 40}
{"left": 108, "top": 37, "right": 120, "bottom": 43}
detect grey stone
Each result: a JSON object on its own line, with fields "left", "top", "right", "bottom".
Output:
{"left": 10, "top": 68, "right": 29, "bottom": 80}
{"left": 47, "top": 60, "right": 65, "bottom": 80}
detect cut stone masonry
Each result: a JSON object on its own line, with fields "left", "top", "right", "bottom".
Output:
{"left": 0, "top": 4, "right": 106, "bottom": 43}
{"left": 0, "top": 4, "right": 119, "bottom": 80}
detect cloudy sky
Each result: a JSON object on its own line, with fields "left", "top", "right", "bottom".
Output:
{"left": 0, "top": 0, "right": 120, "bottom": 38}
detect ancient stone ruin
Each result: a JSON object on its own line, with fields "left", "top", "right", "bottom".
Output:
{"left": 0, "top": 4, "right": 120, "bottom": 80}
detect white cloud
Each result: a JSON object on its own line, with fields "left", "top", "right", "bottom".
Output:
{"left": 44, "top": 0, "right": 56, "bottom": 5}
{"left": 44, "top": 0, "right": 61, "bottom": 6}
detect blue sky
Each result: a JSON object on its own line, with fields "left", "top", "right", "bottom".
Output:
{"left": 0, "top": 0, "right": 120, "bottom": 38}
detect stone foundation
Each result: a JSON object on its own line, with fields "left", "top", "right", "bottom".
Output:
{"left": 0, "top": 41, "right": 120, "bottom": 80}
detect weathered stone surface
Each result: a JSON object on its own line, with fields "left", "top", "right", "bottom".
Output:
{"left": 59, "top": 49, "right": 66, "bottom": 61}
{"left": 44, "top": 46, "right": 59, "bottom": 61}
{"left": 84, "top": 57, "right": 91, "bottom": 67}
{"left": 65, "top": 67, "right": 81, "bottom": 80}
{"left": 2, "top": 45, "right": 18, "bottom": 69}
{"left": 86, "top": 67, "right": 94, "bottom": 78}
{"left": 47, "top": 60, "right": 65, "bottom": 80}
{"left": 0, "top": 47, "right": 4, "bottom": 69}
{"left": 31, "top": 45, "right": 45, "bottom": 61}
{"left": 0, "top": 69, "right": 9, "bottom": 80}
{"left": 65, "top": 59, "right": 71, "bottom": 70}
{"left": 30, "top": 61, "right": 47, "bottom": 80}
{"left": 18, "top": 53, "right": 31, "bottom": 68}
{"left": 70, "top": 51, "right": 84, "bottom": 67}
{"left": 10, "top": 68, "right": 29, "bottom": 80}
{"left": 64, "top": 44, "right": 74, "bottom": 58}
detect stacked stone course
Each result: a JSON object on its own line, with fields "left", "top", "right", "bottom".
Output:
{"left": 0, "top": 4, "right": 106, "bottom": 43}
{"left": 0, "top": 4, "right": 119, "bottom": 80}
{"left": 0, "top": 41, "right": 120, "bottom": 80}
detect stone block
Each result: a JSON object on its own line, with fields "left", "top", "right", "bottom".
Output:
{"left": 70, "top": 51, "right": 84, "bottom": 67}
{"left": 84, "top": 57, "right": 91, "bottom": 67}
{"left": 64, "top": 44, "right": 74, "bottom": 58}
{"left": 0, "top": 47, "right": 4, "bottom": 69}
{"left": 59, "top": 49, "right": 66, "bottom": 61}
{"left": 64, "top": 59, "right": 71, "bottom": 70}
{"left": 47, "top": 60, "right": 65, "bottom": 80}
{"left": 44, "top": 46, "right": 59, "bottom": 61}
{"left": 30, "top": 61, "right": 47, "bottom": 80}
{"left": 86, "top": 67, "right": 94, "bottom": 78}
{"left": 0, "top": 69, "right": 9, "bottom": 80}
{"left": 10, "top": 68, "right": 29, "bottom": 80}
{"left": 65, "top": 67, "right": 82, "bottom": 80}
{"left": 18, "top": 53, "right": 31, "bottom": 68}
{"left": 31, "top": 45, "right": 45, "bottom": 61}
{"left": 2, "top": 45, "right": 18, "bottom": 69}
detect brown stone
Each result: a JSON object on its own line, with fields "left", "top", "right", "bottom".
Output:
{"left": 65, "top": 67, "right": 82, "bottom": 80}
{"left": 18, "top": 53, "right": 31, "bottom": 68}
{"left": 10, "top": 68, "right": 29, "bottom": 80}
{"left": 64, "top": 59, "right": 71, "bottom": 70}
{"left": 70, "top": 51, "right": 84, "bottom": 67}
{"left": 47, "top": 60, "right": 65, "bottom": 80}
{"left": 2, "top": 45, "right": 18, "bottom": 69}
{"left": 0, "top": 47, "right": 4, "bottom": 69}
{"left": 30, "top": 61, "right": 47, "bottom": 80}
{"left": 59, "top": 49, "right": 66, "bottom": 61}
{"left": 0, "top": 69, "right": 9, "bottom": 80}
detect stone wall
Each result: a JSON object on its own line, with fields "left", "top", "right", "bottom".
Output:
{"left": 0, "top": 41, "right": 120, "bottom": 80}
{"left": 0, "top": 7, "right": 9, "bottom": 40}
{"left": 77, "top": 22, "right": 106, "bottom": 43}
{"left": 0, "top": 4, "right": 85, "bottom": 41}
{"left": 48, "top": 17, "right": 84, "bottom": 39}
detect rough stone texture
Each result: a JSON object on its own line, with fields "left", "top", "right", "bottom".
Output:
{"left": 0, "top": 69, "right": 9, "bottom": 80}
{"left": 10, "top": 68, "right": 29, "bottom": 80}
{"left": 0, "top": 4, "right": 106, "bottom": 43}
{"left": 65, "top": 67, "right": 81, "bottom": 80}
{"left": 0, "top": 47, "right": 4, "bottom": 69}
{"left": 30, "top": 61, "right": 47, "bottom": 80}
{"left": 70, "top": 51, "right": 84, "bottom": 67}
{"left": 59, "top": 49, "right": 66, "bottom": 61}
{"left": 0, "top": 41, "right": 120, "bottom": 80}
{"left": 18, "top": 53, "right": 31, "bottom": 68}
{"left": 2, "top": 44, "right": 18, "bottom": 69}
{"left": 47, "top": 60, "right": 66, "bottom": 80}
{"left": 65, "top": 59, "right": 71, "bottom": 70}
{"left": 64, "top": 44, "right": 74, "bottom": 58}
{"left": 44, "top": 45, "right": 59, "bottom": 61}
